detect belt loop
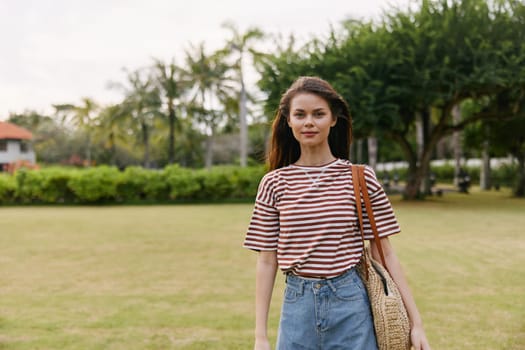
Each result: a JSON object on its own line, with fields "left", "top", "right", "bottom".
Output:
{"left": 327, "top": 279, "right": 337, "bottom": 293}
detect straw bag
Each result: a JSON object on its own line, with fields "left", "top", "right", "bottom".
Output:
{"left": 351, "top": 165, "right": 411, "bottom": 350}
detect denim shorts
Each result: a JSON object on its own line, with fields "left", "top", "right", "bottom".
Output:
{"left": 276, "top": 268, "right": 378, "bottom": 350}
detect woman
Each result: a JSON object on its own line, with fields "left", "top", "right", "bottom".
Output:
{"left": 243, "top": 76, "right": 431, "bottom": 350}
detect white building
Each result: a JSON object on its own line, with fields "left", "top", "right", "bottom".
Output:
{"left": 0, "top": 122, "right": 36, "bottom": 171}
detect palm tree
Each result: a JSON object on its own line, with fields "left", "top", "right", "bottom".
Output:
{"left": 117, "top": 69, "right": 162, "bottom": 168}
{"left": 94, "top": 103, "right": 129, "bottom": 166}
{"left": 152, "top": 58, "right": 187, "bottom": 165}
{"left": 53, "top": 97, "right": 100, "bottom": 165}
{"left": 221, "top": 21, "right": 265, "bottom": 167}
{"left": 184, "top": 42, "right": 233, "bottom": 168}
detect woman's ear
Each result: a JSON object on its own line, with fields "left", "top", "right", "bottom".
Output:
{"left": 331, "top": 117, "right": 337, "bottom": 127}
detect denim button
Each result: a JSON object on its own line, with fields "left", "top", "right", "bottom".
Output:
{"left": 315, "top": 283, "right": 322, "bottom": 289}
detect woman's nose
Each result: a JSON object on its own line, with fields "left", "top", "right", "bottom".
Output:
{"left": 304, "top": 115, "right": 314, "bottom": 125}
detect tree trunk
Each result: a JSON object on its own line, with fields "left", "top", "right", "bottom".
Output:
{"left": 436, "top": 137, "right": 447, "bottom": 159}
{"left": 86, "top": 133, "right": 92, "bottom": 167}
{"left": 452, "top": 105, "right": 463, "bottom": 186}
{"left": 205, "top": 132, "right": 214, "bottom": 169}
{"left": 356, "top": 139, "right": 364, "bottom": 164}
{"left": 404, "top": 161, "right": 421, "bottom": 199}
{"left": 109, "top": 131, "right": 117, "bottom": 166}
{"left": 421, "top": 110, "right": 432, "bottom": 195}
{"left": 416, "top": 113, "right": 424, "bottom": 159}
{"left": 515, "top": 150, "right": 525, "bottom": 197}
{"left": 394, "top": 109, "right": 437, "bottom": 199}
{"left": 168, "top": 102, "right": 176, "bottom": 164}
{"left": 142, "top": 122, "right": 150, "bottom": 168}
{"left": 406, "top": 148, "right": 434, "bottom": 199}
{"left": 480, "top": 138, "right": 491, "bottom": 190}
{"left": 239, "top": 75, "right": 248, "bottom": 167}
{"left": 367, "top": 137, "right": 378, "bottom": 170}
{"left": 391, "top": 132, "right": 420, "bottom": 199}
{"left": 415, "top": 111, "right": 433, "bottom": 194}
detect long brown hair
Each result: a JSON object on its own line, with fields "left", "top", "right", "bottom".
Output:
{"left": 267, "top": 76, "right": 352, "bottom": 170}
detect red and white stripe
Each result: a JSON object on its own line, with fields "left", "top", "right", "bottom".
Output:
{"left": 243, "top": 159, "right": 400, "bottom": 278}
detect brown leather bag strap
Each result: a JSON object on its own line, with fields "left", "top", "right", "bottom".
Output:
{"left": 351, "top": 164, "right": 369, "bottom": 280}
{"left": 352, "top": 164, "right": 388, "bottom": 268}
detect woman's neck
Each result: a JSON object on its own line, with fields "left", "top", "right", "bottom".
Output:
{"left": 294, "top": 151, "right": 337, "bottom": 167}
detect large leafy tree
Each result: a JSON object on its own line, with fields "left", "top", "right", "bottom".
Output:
{"left": 258, "top": 0, "right": 525, "bottom": 199}
{"left": 378, "top": 0, "right": 525, "bottom": 198}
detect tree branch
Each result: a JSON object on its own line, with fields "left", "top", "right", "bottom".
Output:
{"left": 443, "top": 109, "right": 525, "bottom": 133}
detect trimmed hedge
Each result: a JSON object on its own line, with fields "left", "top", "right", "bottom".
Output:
{"left": 0, "top": 165, "right": 266, "bottom": 204}
{"left": 0, "top": 174, "right": 16, "bottom": 204}
{"left": 0, "top": 163, "right": 518, "bottom": 205}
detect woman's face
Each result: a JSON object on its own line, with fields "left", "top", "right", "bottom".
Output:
{"left": 287, "top": 92, "right": 336, "bottom": 149}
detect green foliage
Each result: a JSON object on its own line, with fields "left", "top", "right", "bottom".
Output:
{"left": 1, "top": 163, "right": 521, "bottom": 205}
{"left": 493, "top": 163, "right": 521, "bottom": 188}
{"left": 193, "top": 166, "right": 267, "bottom": 200}
{"left": 430, "top": 164, "right": 456, "bottom": 182}
{"left": 7, "top": 2, "right": 525, "bottom": 179}
{"left": 0, "top": 174, "right": 16, "bottom": 203}
{"left": 229, "top": 166, "right": 267, "bottom": 198}
{"left": 14, "top": 168, "right": 74, "bottom": 203}
{"left": 164, "top": 164, "right": 202, "bottom": 200}
{"left": 36, "top": 167, "right": 75, "bottom": 203}
{"left": 117, "top": 166, "right": 169, "bottom": 201}
{"left": 67, "top": 166, "right": 120, "bottom": 203}
{"left": 195, "top": 168, "right": 232, "bottom": 200}
{"left": 258, "top": 0, "right": 525, "bottom": 199}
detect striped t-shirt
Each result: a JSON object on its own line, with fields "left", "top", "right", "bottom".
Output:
{"left": 243, "top": 159, "right": 400, "bottom": 278}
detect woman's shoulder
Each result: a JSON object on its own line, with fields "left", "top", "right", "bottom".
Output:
{"left": 336, "top": 158, "right": 352, "bottom": 168}
{"left": 259, "top": 165, "right": 292, "bottom": 185}
{"left": 342, "top": 160, "right": 376, "bottom": 176}
{"left": 263, "top": 166, "right": 287, "bottom": 178}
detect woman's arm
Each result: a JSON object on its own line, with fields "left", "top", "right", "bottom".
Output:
{"left": 370, "top": 237, "right": 432, "bottom": 350}
{"left": 254, "top": 250, "right": 278, "bottom": 350}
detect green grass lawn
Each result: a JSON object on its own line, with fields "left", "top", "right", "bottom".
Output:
{"left": 0, "top": 189, "right": 524, "bottom": 349}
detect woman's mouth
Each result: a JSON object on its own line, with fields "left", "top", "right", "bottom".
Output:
{"left": 302, "top": 132, "right": 317, "bottom": 137}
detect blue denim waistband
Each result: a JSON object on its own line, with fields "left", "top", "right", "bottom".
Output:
{"left": 285, "top": 268, "right": 359, "bottom": 290}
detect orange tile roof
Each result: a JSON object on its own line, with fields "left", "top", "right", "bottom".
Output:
{"left": 0, "top": 122, "right": 33, "bottom": 140}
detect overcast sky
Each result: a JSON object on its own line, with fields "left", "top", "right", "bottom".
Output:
{"left": 0, "top": 0, "right": 410, "bottom": 119}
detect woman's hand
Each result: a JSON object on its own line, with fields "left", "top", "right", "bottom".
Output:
{"left": 254, "top": 337, "right": 271, "bottom": 350}
{"left": 410, "top": 325, "right": 431, "bottom": 350}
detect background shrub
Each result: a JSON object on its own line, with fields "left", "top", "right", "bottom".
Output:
{"left": 0, "top": 162, "right": 518, "bottom": 204}
{"left": 164, "top": 165, "right": 202, "bottom": 200}
{"left": 0, "top": 173, "right": 16, "bottom": 203}
{"left": 229, "top": 166, "right": 266, "bottom": 199}
{"left": 117, "top": 167, "right": 169, "bottom": 201}
{"left": 67, "top": 166, "right": 120, "bottom": 203}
